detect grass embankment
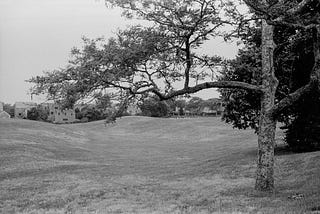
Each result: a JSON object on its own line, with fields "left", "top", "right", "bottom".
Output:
{"left": 0, "top": 117, "right": 319, "bottom": 213}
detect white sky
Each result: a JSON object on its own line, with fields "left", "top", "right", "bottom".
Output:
{"left": 0, "top": 0, "right": 239, "bottom": 104}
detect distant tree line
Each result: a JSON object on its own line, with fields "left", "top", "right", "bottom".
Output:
{"left": 138, "top": 96, "right": 224, "bottom": 118}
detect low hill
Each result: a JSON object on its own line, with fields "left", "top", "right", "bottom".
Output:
{"left": 0, "top": 117, "right": 319, "bottom": 213}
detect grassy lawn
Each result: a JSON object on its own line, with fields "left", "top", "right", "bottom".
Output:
{"left": 0, "top": 116, "right": 319, "bottom": 213}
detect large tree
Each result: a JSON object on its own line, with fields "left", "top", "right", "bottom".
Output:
{"left": 241, "top": 0, "right": 320, "bottom": 190}
{"left": 28, "top": 0, "right": 320, "bottom": 191}
{"left": 219, "top": 19, "right": 320, "bottom": 150}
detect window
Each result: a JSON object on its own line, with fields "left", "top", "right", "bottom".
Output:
{"left": 63, "top": 118, "right": 68, "bottom": 121}
{"left": 54, "top": 107, "right": 58, "bottom": 109}
{"left": 51, "top": 112, "right": 53, "bottom": 115}
{"left": 58, "top": 113, "right": 60, "bottom": 115}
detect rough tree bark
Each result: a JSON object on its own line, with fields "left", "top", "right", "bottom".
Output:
{"left": 255, "top": 19, "right": 278, "bottom": 191}
{"left": 242, "top": 0, "right": 318, "bottom": 192}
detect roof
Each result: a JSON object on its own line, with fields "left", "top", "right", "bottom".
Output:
{"left": 0, "top": 111, "right": 10, "bottom": 118}
{"left": 14, "top": 102, "right": 37, "bottom": 109}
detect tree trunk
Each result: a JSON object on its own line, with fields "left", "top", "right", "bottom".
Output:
{"left": 255, "top": 19, "right": 278, "bottom": 191}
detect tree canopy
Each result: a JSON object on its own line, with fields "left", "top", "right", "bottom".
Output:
{"left": 219, "top": 23, "right": 315, "bottom": 131}
{"left": 219, "top": 2, "right": 320, "bottom": 151}
{"left": 28, "top": 0, "right": 258, "bottom": 108}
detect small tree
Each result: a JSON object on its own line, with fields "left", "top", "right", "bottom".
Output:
{"left": 95, "top": 93, "right": 113, "bottom": 112}
{"left": 186, "top": 97, "right": 204, "bottom": 115}
{"left": 139, "top": 97, "right": 169, "bottom": 117}
{"left": 27, "top": 106, "right": 49, "bottom": 121}
{"left": 78, "top": 106, "right": 107, "bottom": 122}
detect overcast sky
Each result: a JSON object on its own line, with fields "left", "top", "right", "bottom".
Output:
{"left": 0, "top": 0, "right": 239, "bottom": 104}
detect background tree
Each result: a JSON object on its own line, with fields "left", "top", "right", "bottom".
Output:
{"left": 203, "top": 98, "right": 224, "bottom": 113}
{"left": 139, "top": 96, "right": 169, "bottom": 117}
{"left": 186, "top": 97, "right": 204, "bottom": 115}
{"left": 76, "top": 105, "right": 106, "bottom": 122}
{"left": 28, "top": 0, "right": 320, "bottom": 191}
{"left": 94, "top": 93, "right": 113, "bottom": 112}
{"left": 27, "top": 106, "right": 49, "bottom": 121}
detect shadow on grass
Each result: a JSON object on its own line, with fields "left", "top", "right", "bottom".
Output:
{"left": 274, "top": 145, "right": 295, "bottom": 156}
{"left": 275, "top": 144, "right": 320, "bottom": 156}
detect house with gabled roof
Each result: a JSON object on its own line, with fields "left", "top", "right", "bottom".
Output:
{"left": 14, "top": 102, "right": 37, "bottom": 119}
{"left": 0, "top": 111, "right": 10, "bottom": 119}
{"left": 0, "top": 101, "right": 10, "bottom": 119}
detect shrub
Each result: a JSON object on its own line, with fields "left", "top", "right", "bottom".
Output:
{"left": 139, "top": 98, "right": 168, "bottom": 117}
{"left": 27, "top": 106, "right": 49, "bottom": 121}
{"left": 285, "top": 115, "right": 320, "bottom": 152}
{"left": 285, "top": 91, "right": 320, "bottom": 152}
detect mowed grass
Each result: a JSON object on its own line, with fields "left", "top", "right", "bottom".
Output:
{"left": 0, "top": 116, "right": 319, "bottom": 214}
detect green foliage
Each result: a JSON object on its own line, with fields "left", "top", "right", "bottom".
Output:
{"left": 186, "top": 97, "right": 204, "bottom": 114}
{"left": 285, "top": 91, "right": 320, "bottom": 152}
{"left": 185, "top": 97, "right": 223, "bottom": 115}
{"left": 74, "top": 108, "right": 82, "bottom": 120}
{"left": 219, "top": 20, "right": 320, "bottom": 151}
{"left": 27, "top": 0, "right": 234, "bottom": 107}
{"left": 219, "top": 32, "right": 262, "bottom": 131}
{"left": 204, "top": 98, "right": 224, "bottom": 111}
{"left": 94, "top": 93, "right": 113, "bottom": 111}
{"left": 74, "top": 96, "right": 113, "bottom": 122}
{"left": 75, "top": 106, "right": 107, "bottom": 122}
{"left": 219, "top": 22, "right": 316, "bottom": 130}
{"left": 27, "top": 106, "right": 49, "bottom": 121}
{"left": 285, "top": 116, "right": 320, "bottom": 152}
{"left": 139, "top": 97, "right": 169, "bottom": 117}
{"left": 27, "top": 107, "right": 39, "bottom": 121}
{"left": 27, "top": 28, "right": 172, "bottom": 106}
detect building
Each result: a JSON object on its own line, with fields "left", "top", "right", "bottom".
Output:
{"left": 44, "top": 103, "right": 76, "bottom": 124}
{"left": 0, "top": 101, "right": 10, "bottom": 119}
{"left": 14, "top": 102, "right": 37, "bottom": 118}
{"left": 0, "top": 111, "right": 10, "bottom": 119}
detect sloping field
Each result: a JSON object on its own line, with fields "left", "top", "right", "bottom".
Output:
{"left": 0, "top": 117, "right": 319, "bottom": 213}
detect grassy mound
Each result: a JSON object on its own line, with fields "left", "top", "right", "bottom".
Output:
{"left": 0, "top": 117, "right": 319, "bottom": 213}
